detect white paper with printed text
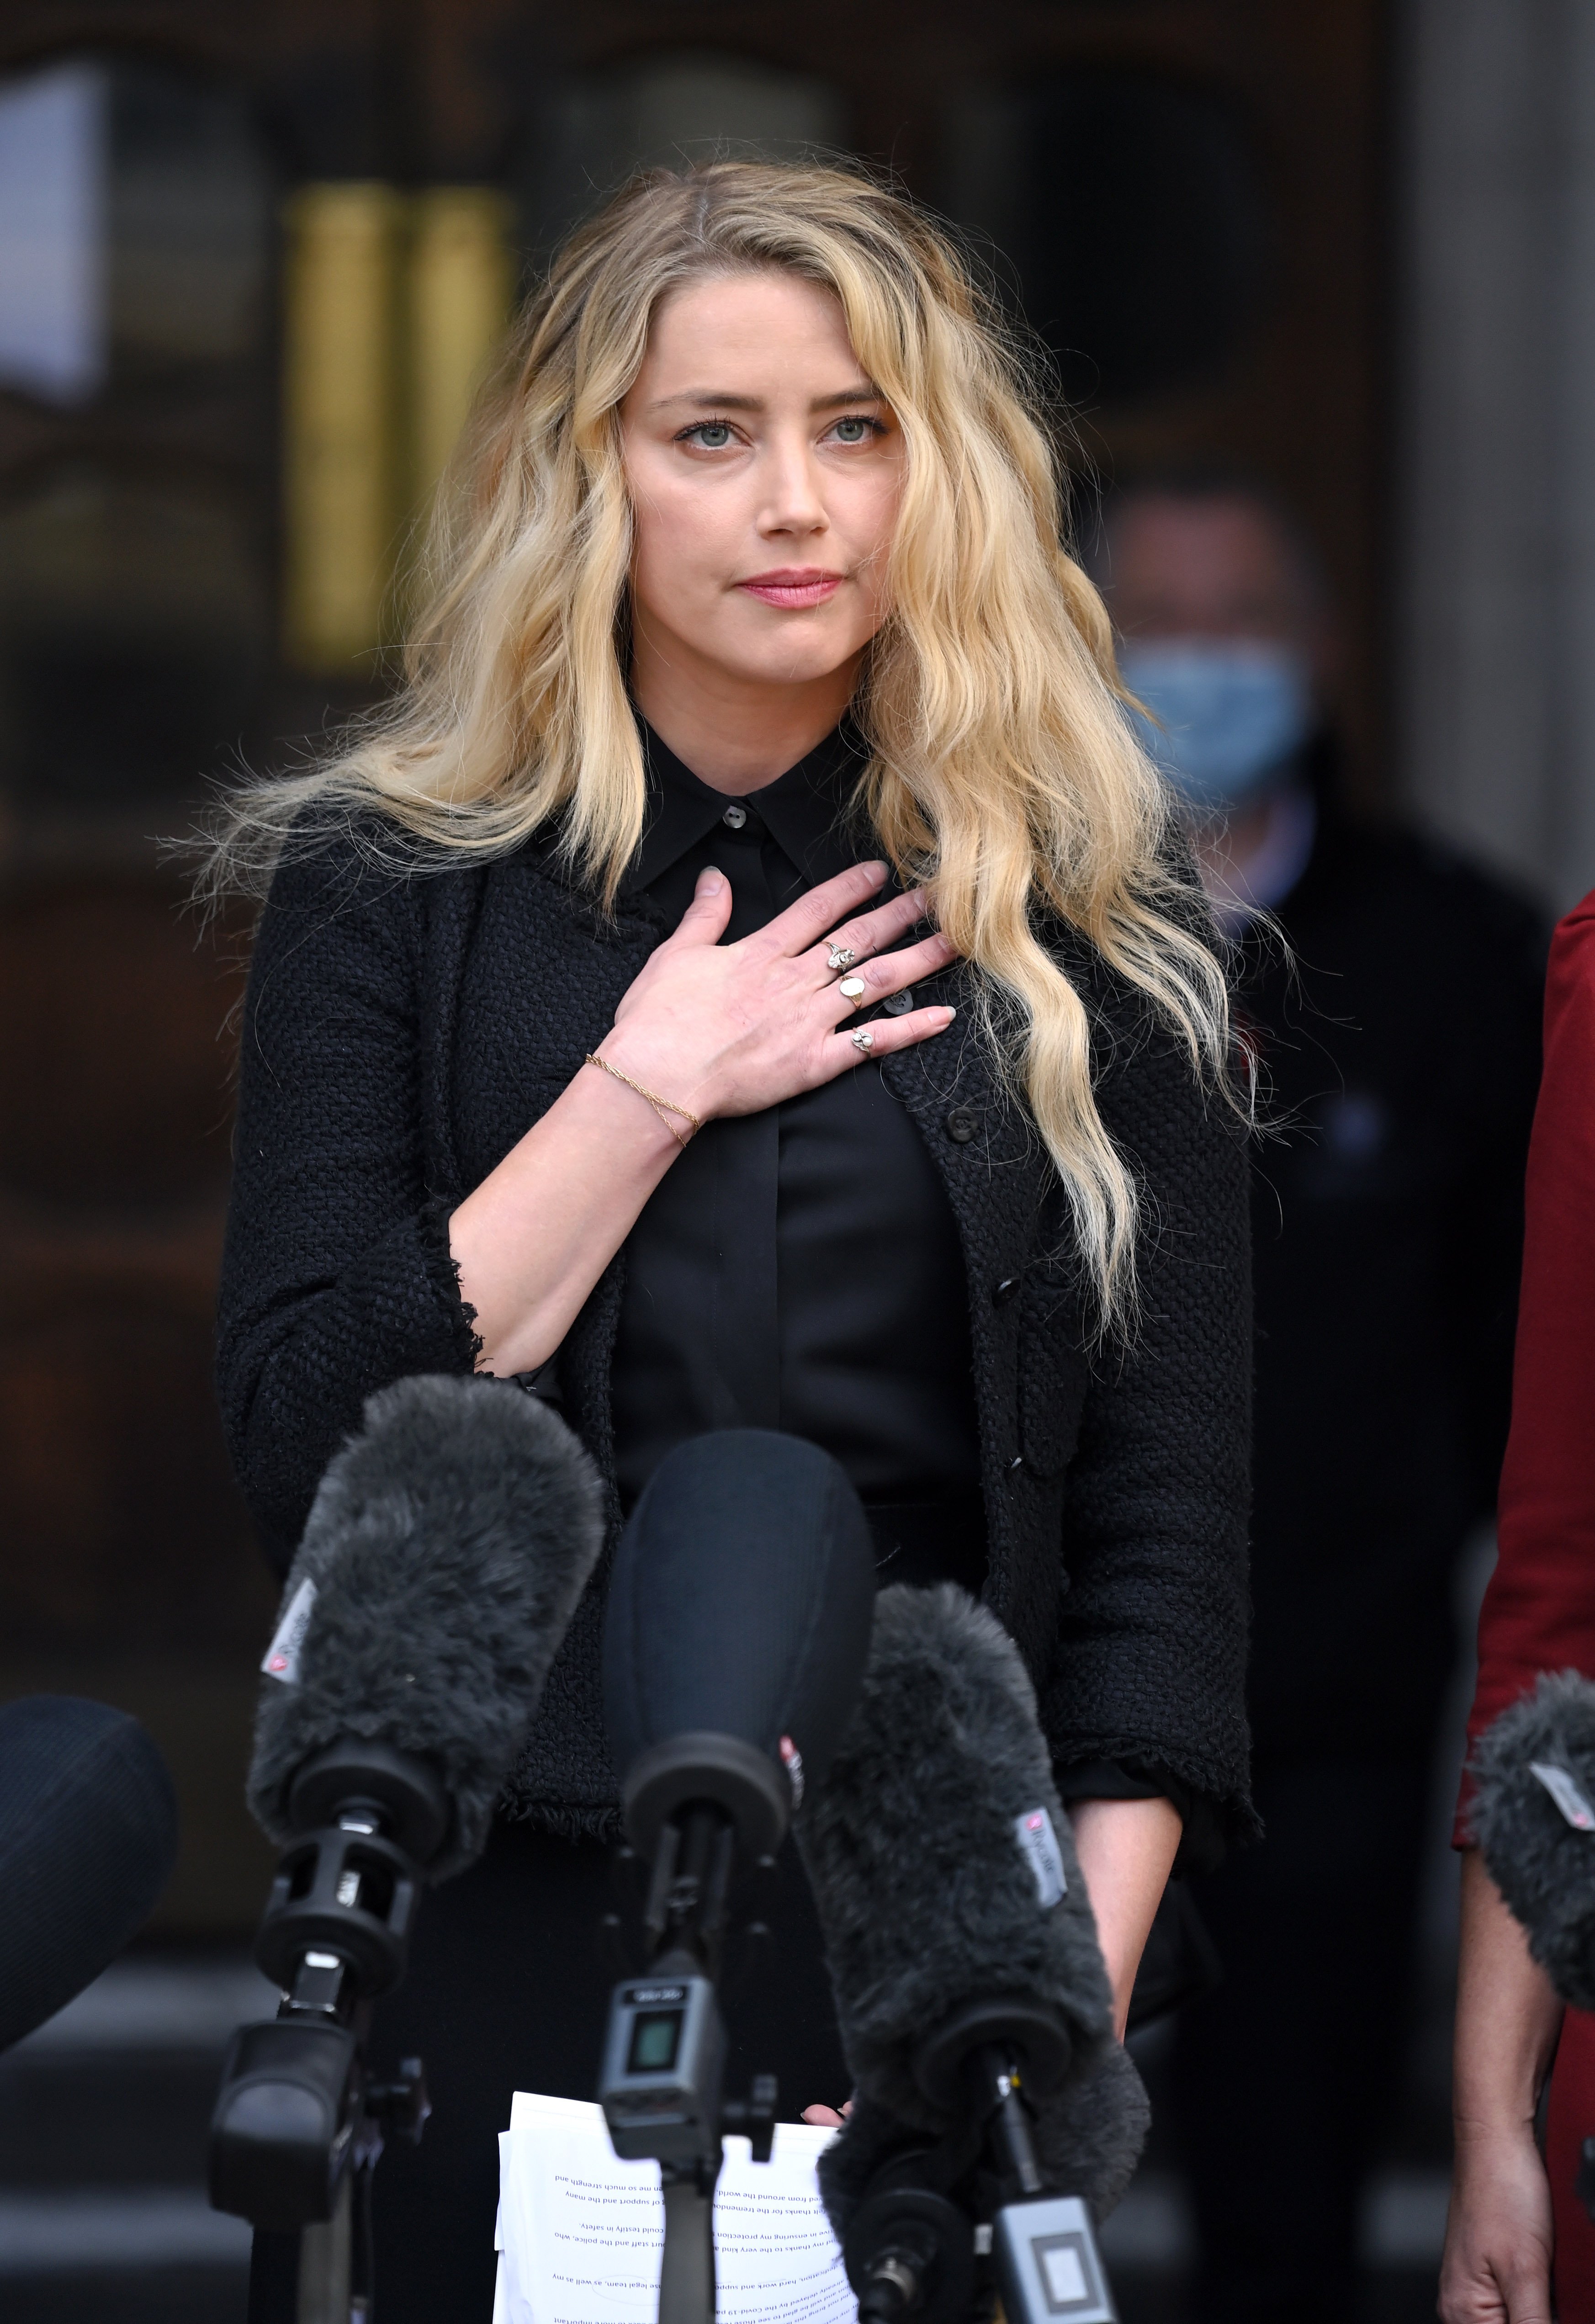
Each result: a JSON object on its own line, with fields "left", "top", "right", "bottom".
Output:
{"left": 492, "top": 2092, "right": 850, "bottom": 2324}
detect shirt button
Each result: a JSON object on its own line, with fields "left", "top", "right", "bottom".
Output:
{"left": 721, "top": 803, "right": 748, "bottom": 830}
{"left": 883, "top": 987, "right": 915, "bottom": 1017}
{"left": 945, "top": 1106, "right": 979, "bottom": 1144}
{"left": 993, "top": 1276, "right": 1020, "bottom": 1305}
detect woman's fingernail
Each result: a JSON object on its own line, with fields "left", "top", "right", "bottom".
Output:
{"left": 699, "top": 868, "right": 725, "bottom": 896}
{"left": 938, "top": 1006, "right": 957, "bottom": 1024}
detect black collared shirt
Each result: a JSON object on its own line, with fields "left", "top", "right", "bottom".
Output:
{"left": 609, "top": 722, "right": 985, "bottom": 1586}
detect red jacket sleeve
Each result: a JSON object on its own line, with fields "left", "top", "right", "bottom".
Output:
{"left": 1455, "top": 891, "right": 1595, "bottom": 1843}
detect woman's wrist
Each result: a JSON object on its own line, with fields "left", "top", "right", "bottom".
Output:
{"left": 576, "top": 1040, "right": 694, "bottom": 1162}
{"left": 584, "top": 1052, "right": 704, "bottom": 1149}
{"left": 452, "top": 1037, "right": 689, "bottom": 1376}
{"left": 593, "top": 1024, "right": 722, "bottom": 1128}
{"left": 1069, "top": 1795, "right": 1183, "bottom": 2039}
{"left": 1452, "top": 2112, "right": 1542, "bottom": 2152}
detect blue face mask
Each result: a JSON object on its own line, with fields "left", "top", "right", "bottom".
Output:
{"left": 1118, "top": 639, "right": 1313, "bottom": 817}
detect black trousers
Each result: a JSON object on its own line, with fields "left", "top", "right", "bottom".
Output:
{"left": 249, "top": 1816, "right": 850, "bottom": 2324}
{"left": 1167, "top": 1755, "right": 1433, "bottom": 2324}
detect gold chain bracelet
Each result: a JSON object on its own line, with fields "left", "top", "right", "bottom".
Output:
{"left": 584, "top": 1054, "right": 704, "bottom": 1151}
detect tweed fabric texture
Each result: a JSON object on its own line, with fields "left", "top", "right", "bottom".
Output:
{"left": 217, "top": 826, "right": 1256, "bottom": 1846}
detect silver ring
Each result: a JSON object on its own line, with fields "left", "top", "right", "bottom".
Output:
{"left": 838, "top": 976, "right": 867, "bottom": 1011}
{"left": 850, "top": 1027, "right": 874, "bottom": 1054}
{"left": 827, "top": 944, "right": 858, "bottom": 973}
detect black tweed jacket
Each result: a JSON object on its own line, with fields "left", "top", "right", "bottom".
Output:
{"left": 217, "top": 829, "right": 1255, "bottom": 1848}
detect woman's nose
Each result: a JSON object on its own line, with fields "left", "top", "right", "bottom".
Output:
{"left": 757, "top": 440, "right": 828, "bottom": 536}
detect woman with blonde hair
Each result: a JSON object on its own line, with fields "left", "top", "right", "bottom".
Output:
{"left": 216, "top": 159, "right": 1254, "bottom": 2315}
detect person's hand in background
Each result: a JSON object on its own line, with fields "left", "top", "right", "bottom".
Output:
{"left": 1439, "top": 1852, "right": 1561, "bottom": 2324}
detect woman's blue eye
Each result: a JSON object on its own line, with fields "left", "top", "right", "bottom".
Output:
{"left": 831, "top": 416, "right": 876, "bottom": 443}
{"left": 687, "top": 422, "right": 734, "bottom": 449}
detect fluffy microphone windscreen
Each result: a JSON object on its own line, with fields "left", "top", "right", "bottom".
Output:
{"left": 802, "top": 1586, "right": 1150, "bottom": 2221}
{"left": 1471, "top": 1670, "right": 1595, "bottom": 2011}
{"left": 797, "top": 1581, "right": 1132, "bottom": 2111}
{"left": 248, "top": 1374, "right": 604, "bottom": 1881}
{"left": 817, "top": 2054, "right": 1151, "bottom": 2235}
{"left": 0, "top": 1697, "right": 178, "bottom": 2053}
{"left": 603, "top": 1429, "right": 876, "bottom": 1802}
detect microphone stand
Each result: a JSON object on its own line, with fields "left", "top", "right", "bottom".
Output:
{"left": 233, "top": 1945, "right": 431, "bottom": 2323}
{"left": 210, "top": 1741, "right": 445, "bottom": 2324}
{"left": 843, "top": 2003, "right": 1118, "bottom": 2324}
{"left": 599, "top": 1802, "right": 777, "bottom": 2324}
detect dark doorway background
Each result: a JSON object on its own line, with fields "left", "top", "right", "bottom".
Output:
{"left": 0, "top": 8, "right": 1394, "bottom": 2319}
{"left": 0, "top": 0, "right": 1383, "bottom": 1933}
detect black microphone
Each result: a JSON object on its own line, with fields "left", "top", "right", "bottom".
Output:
{"left": 0, "top": 1696, "right": 178, "bottom": 2053}
{"left": 212, "top": 1372, "right": 604, "bottom": 2244}
{"left": 598, "top": 1429, "right": 878, "bottom": 2324}
{"left": 603, "top": 1427, "right": 877, "bottom": 1869}
{"left": 1471, "top": 1670, "right": 1595, "bottom": 2013}
{"left": 798, "top": 1582, "right": 1150, "bottom": 2324}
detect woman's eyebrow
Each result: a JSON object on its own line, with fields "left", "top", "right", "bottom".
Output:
{"left": 812, "top": 383, "right": 884, "bottom": 409}
{"left": 648, "top": 382, "right": 884, "bottom": 413}
{"left": 650, "top": 391, "right": 762, "bottom": 411}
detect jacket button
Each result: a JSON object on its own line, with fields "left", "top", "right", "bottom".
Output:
{"left": 993, "top": 1276, "right": 1020, "bottom": 1305}
{"left": 721, "top": 802, "right": 748, "bottom": 830}
{"left": 883, "top": 987, "right": 914, "bottom": 1017}
{"left": 945, "top": 1106, "right": 979, "bottom": 1143}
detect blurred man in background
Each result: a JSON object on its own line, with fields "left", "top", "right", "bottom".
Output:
{"left": 1092, "top": 478, "right": 1546, "bottom": 2323}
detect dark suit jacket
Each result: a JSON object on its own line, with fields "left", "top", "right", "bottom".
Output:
{"left": 217, "top": 824, "right": 1256, "bottom": 1849}
{"left": 1242, "top": 816, "right": 1545, "bottom": 1759}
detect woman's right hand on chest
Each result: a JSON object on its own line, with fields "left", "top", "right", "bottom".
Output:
{"left": 453, "top": 861, "right": 957, "bottom": 1376}
{"left": 600, "top": 861, "right": 959, "bottom": 1120}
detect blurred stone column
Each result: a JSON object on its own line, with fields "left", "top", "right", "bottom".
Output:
{"left": 280, "top": 183, "right": 405, "bottom": 674}
{"left": 279, "top": 183, "right": 515, "bottom": 673}
{"left": 407, "top": 188, "right": 515, "bottom": 522}
{"left": 1399, "top": 0, "right": 1595, "bottom": 911}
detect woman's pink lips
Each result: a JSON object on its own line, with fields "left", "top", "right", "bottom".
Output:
{"left": 737, "top": 570, "right": 844, "bottom": 609}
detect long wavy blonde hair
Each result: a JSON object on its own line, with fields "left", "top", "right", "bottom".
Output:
{"left": 208, "top": 159, "right": 1232, "bottom": 1331}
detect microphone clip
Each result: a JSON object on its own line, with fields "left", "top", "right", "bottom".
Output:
{"left": 842, "top": 2016, "right": 1119, "bottom": 2324}
{"left": 844, "top": 2153, "right": 980, "bottom": 2324}
{"left": 599, "top": 1801, "right": 783, "bottom": 2324}
{"left": 209, "top": 1740, "right": 449, "bottom": 2322}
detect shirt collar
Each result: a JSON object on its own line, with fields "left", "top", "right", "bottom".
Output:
{"left": 622, "top": 719, "right": 873, "bottom": 897}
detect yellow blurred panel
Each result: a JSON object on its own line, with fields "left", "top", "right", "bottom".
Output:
{"left": 407, "top": 187, "right": 516, "bottom": 522}
{"left": 280, "top": 183, "right": 403, "bottom": 673}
